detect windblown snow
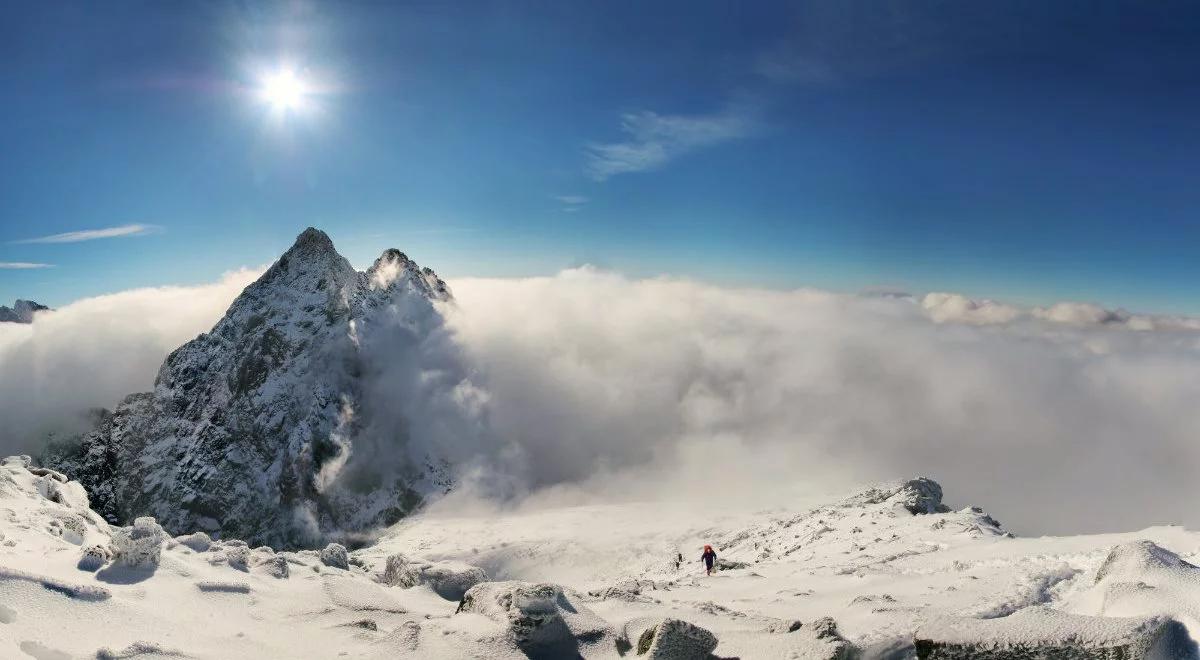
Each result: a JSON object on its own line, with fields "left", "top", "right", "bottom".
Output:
{"left": 3, "top": 455, "right": 1199, "bottom": 658}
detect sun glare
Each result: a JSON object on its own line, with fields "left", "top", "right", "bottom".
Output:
{"left": 261, "top": 69, "right": 305, "bottom": 111}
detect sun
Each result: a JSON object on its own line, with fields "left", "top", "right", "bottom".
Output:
{"left": 260, "top": 69, "right": 306, "bottom": 111}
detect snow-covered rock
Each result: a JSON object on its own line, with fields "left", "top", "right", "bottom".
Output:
{"left": 1094, "top": 540, "right": 1197, "bottom": 584}
{"left": 111, "top": 517, "right": 165, "bottom": 569}
{"left": 254, "top": 554, "right": 290, "bottom": 579}
{"left": 841, "top": 477, "right": 950, "bottom": 515}
{"left": 458, "top": 581, "right": 614, "bottom": 657}
{"left": 176, "top": 531, "right": 213, "bottom": 552}
{"left": 382, "top": 553, "right": 488, "bottom": 600}
{"left": 634, "top": 618, "right": 718, "bottom": 659}
{"left": 76, "top": 544, "right": 110, "bottom": 572}
{"left": 42, "top": 228, "right": 455, "bottom": 548}
{"left": 914, "top": 607, "right": 1195, "bottom": 659}
{"left": 320, "top": 542, "right": 350, "bottom": 569}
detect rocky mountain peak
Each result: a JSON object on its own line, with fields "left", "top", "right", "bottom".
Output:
{"left": 0, "top": 298, "right": 50, "bottom": 323}
{"left": 45, "top": 228, "right": 460, "bottom": 548}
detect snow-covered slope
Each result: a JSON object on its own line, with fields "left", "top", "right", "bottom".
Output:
{"left": 5, "top": 457, "right": 1199, "bottom": 658}
{"left": 0, "top": 299, "right": 48, "bottom": 323}
{"left": 43, "top": 228, "right": 457, "bottom": 548}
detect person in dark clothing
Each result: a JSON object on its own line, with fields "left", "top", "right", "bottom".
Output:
{"left": 701, "top": 544, "right": 717, "bottom": 576}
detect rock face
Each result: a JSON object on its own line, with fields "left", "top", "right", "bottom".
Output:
{"left": 0, "top": 299, "right": 49, "bottom": 323}
{"left": 44, "top": 228, "right": 462, "bottom": 548}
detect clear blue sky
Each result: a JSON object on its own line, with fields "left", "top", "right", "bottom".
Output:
{"left": 2, "top": 1, "right": 1198, "bottom": 312}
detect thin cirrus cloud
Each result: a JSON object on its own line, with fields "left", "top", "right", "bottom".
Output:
{"left": 0, "top": 262, "right": 54, "bottom": 269}
{"left": 585, "top": 109, "right": 755, "bottom": 181}
{"left": 11, "top": 223, "right": 161, "bottom": 244}
{"left": 554, "top": 195, "right": 588, "bottom": 213}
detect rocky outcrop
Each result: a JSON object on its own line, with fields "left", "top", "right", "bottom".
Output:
{"left": 458, "top": 581, "right": 613, "bottom": 658}
{"left": 43, "top": 228, "right": 462, "bottom": 548}
{"left": 842, "top": 477, "right": 951, "bottom": 515}
{"left": 0, "top": 299, "right": 49, "bottom": 324}
{"left": 635, "top": 618, "right": 718, "bottom": 659}
{"left": 319, "top": 543, "right": 350, "bottom": 569}
{"left": 382, "top": 552, "right": 487, "bottom": 600}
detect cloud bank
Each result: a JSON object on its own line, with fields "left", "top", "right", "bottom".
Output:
{"left": 440, "top": 272, "right": 1200, "bottom": 535}
{"left": 0, "top": 269, "right": 260, "bottom": 450}
{"left": 0, "top": 262, "right": 54, "bottom": 269}
{"left": 4, "top": 266, "right": 1200, "bottom": 537}
{"left": 11, "top": 223, "right": 161, "bottom": 244}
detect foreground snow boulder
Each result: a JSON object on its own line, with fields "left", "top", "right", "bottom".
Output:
{"left": 383, "top": 553, "right": 488, "bottom": 600}
{"left": 320, "top": 542, "right": 350, "bottom": 569}
{"left": 458, "top": 581, "right": 613, "bottom": 658}
{"left": 635, "top": 618, "right": 718, "bottom": 659}
{"left": 111, "top": 517, "right": 165, "bottom": 569}
{"left": 914, "top": 607, "right": 1196, "bottom": 659}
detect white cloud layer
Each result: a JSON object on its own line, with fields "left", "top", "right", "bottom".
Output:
{"left": 0, "top": 262, "right": 54, "bottom": 269}
{"left": 4, "top": 267, "right": 1200, "bottom": 537}
{"left": 585, "top": 109, "right": 754, "bottom": 180}
{"left": 0, "top": 269, "right": 261, "bottom": 447}
{"left": 11, "top": 223, "right": 161, "bottom": 244}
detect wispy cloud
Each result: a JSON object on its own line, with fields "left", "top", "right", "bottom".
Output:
{"left": 0, "top": 262, "right": 54, "bottom": 269}
{"left": 585, "top": 109, "right": 755, "bottom": 181}
{"left": 12, "top": 223, "right": 161, "bottom": 244}
{"left": 554, "top": 195, "right": 589, "bottom": 213}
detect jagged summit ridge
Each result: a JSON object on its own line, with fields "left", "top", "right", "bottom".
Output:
{"left": 46, "top": 228, "right": 459, "bottom": 548}
{"left": 0, "top": 298, "right": 50, "bottom": 323}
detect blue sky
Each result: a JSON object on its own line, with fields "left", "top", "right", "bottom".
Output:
{"left": 2, "top": 1, "right": 1198, "bottom": 312}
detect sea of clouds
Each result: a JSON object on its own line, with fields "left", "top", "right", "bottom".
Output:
{"left": 3, "top": 265, "right": 1199, "bottom": 536}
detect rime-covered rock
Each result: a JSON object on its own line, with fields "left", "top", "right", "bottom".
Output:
{"left": 111, "top": 517, "right": 165, "bottom": 568}
{"left": 842, "top": 477, "right": 950, "bottom": 515}
{"left": 176, "top": 531, "right": 212, "bottom": 553}
{"left": 254, "top": 554, "right": 290, "bottom": 579}
{"left": 77, "top": 544, "right": 110, "bottom": 571}
{"left": 635, "top": 618, "right": 718, "bottom": 659}
{"left": 458, "top": 581, "right": 613, "bottom": 657}
{"left": 382, "top": 553, "right": 487, "bottom": 600}
{"left": 914, "top": 607, "right": 1193, "bottom": 659}
{"left": 320, "top": 543, "right": 350, "bottom": 569}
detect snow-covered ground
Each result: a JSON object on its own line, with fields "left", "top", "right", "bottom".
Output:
{"left": 3, "top": 454, "right": 1199, "bottom": 658}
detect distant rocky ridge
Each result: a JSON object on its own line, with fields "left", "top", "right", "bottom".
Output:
{"left": 44, "top": 228, "right": 460, "bottom": 548}
{"left": 0, "top": 299, "right": 49, "bottom": 323}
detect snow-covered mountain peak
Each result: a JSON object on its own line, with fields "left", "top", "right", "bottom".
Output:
{"left": 367, "top": 247, "right": 451, "bottom": 300}
{"left": 45, "top": 228, "right": 463, "bottom": 548}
